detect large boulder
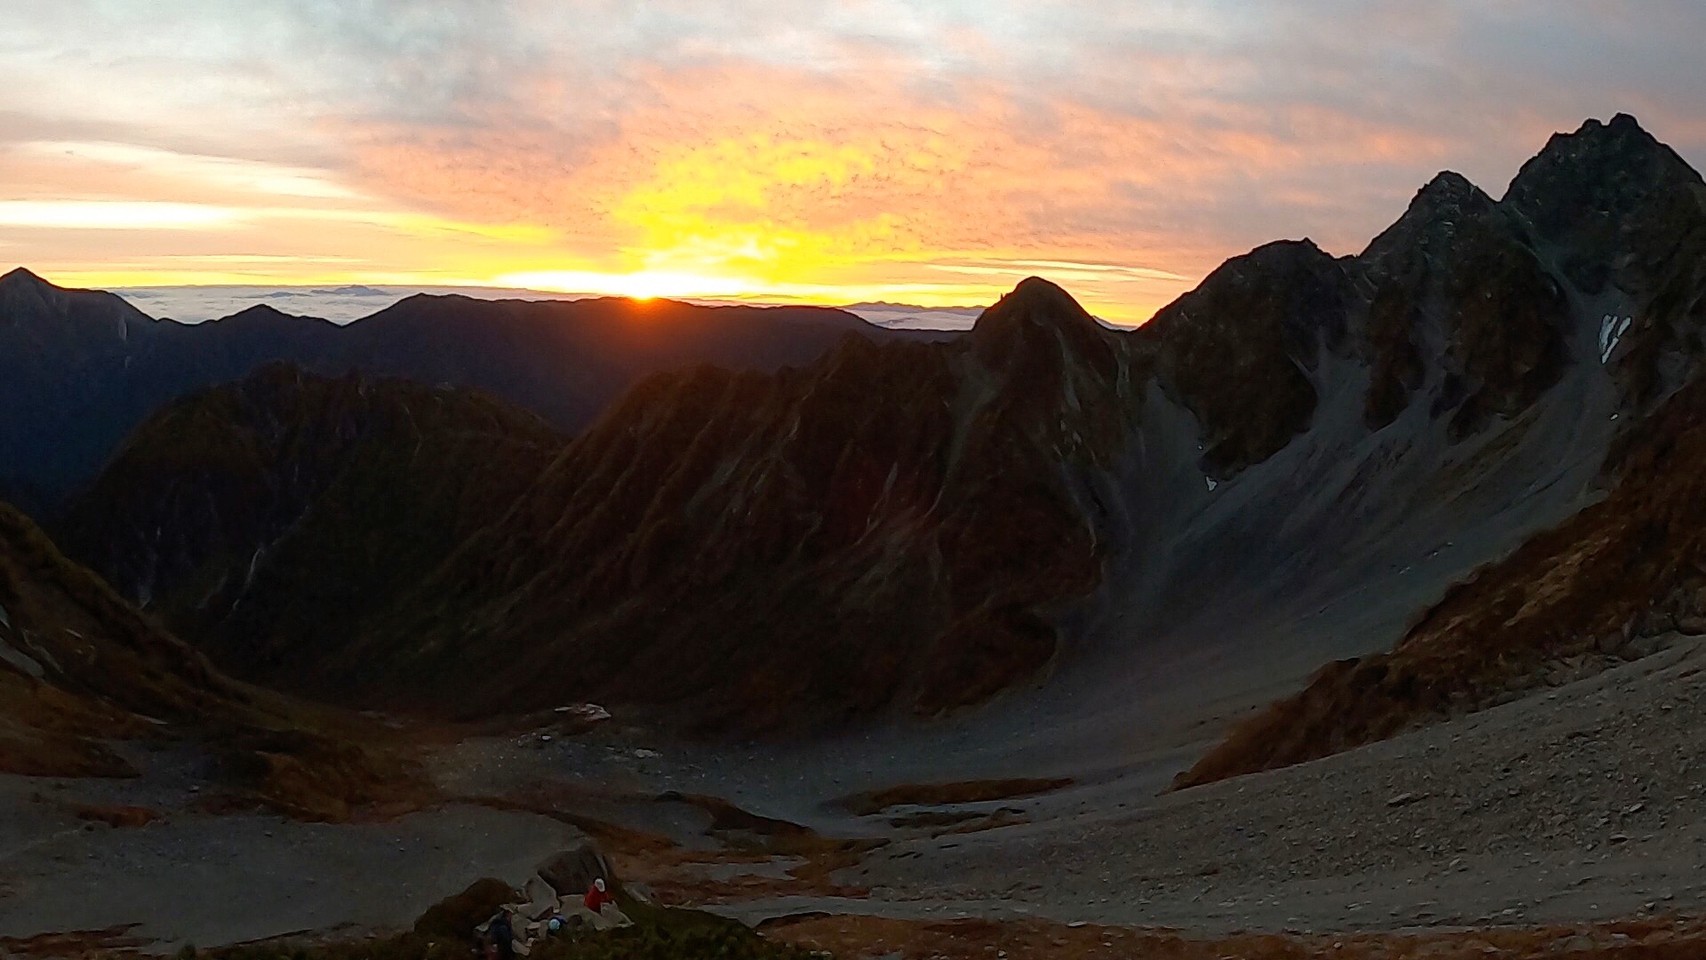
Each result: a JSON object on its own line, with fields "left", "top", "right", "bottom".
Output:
{"left": 537, "top": 842, "right": 618, "bottom": 898}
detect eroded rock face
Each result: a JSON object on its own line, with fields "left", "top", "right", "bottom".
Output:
{"left": 1359, "top": 172, "right": 1570, "bottom": 435}
{"left": 337, "top": 278, "right": 1141, "bottom": 730}
{"left": 1173, "top": 374, "right": 1706, "bottom": 791}
{"left": 1141, "top": 240, "right": 1352, "bottom": 476}
{"left": 1505, "top": 113, "right": 1705, "bottom": 298}
{"left": 1168, "top": 116, "right": 1706, "bottom": 788}
{"left": 1506, "top": 113, "right": 1706, "bottom": 406}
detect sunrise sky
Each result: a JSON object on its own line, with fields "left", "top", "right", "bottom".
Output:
{"left": 5, "top": 1, "right": 1706, "bottom": 324}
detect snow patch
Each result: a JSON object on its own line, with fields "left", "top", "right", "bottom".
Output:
{"left": 1599, "top": 314, "right": 1632, "bottom": 364}
{"left": 0, "top": 601, "right": 9, "bottom": 629}
{"left": 1206, "top": 477, "right": 1219, "bottom": 492}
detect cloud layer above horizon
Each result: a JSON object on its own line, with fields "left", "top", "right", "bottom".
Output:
{"left": 4, "top": 1, "right": 1705, "bottom": 322}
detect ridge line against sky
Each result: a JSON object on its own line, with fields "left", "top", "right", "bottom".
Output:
{"left": 107, "top": 281, "right": 990, "bottom": 328}
{"left": 3, "top": 1, "right": 1705, "bottom": 324}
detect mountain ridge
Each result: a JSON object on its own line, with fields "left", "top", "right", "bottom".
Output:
{"left": 55, "top": 114, "right": 1706, "bottom": 747}
{"left": 0, "top": 271, "right": 946, "bottom": 519}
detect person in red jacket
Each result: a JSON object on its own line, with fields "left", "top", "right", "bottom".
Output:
{"left": 584, "top": 877, "right": 613, "bottom": 914}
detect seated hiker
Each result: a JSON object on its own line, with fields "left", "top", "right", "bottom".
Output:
{"left": 584, "top": 877, "right": 614, "bottom": 914}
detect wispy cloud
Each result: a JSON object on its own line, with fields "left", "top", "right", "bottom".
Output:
{"left": 0, "top": 200, "right": 240, "bottom": 230}
{"left": 3, "top": 1, "right": 1704, "bottom": 322}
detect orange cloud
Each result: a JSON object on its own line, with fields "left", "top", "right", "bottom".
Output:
{"left": 348, "top": 61, "right": 1462, "bottom": 319}
{"left": 7, "top": 1, "right": 1706, "bottom": 326}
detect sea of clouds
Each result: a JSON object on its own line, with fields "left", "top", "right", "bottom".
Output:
{"left": 115, "top": 286, "right": 981, "bottom": 330}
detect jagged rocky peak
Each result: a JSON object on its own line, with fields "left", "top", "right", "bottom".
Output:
{"left": 1415, "top": 169, "right": 1492, "bottom": 210}
{"left": 1503, "top": 113, "right": 1706, "bottom": 293}
{"left": 223, "top": 303, "right": 296, "bottom": 320}
{"left": 212, "top": 303, "right": 319, "bottom": 328}
{"left": 1142, "top": 239, "right": 1352, "bottom": 477}
{"left": 972, "top": 276, "right": 1099, "bottom": 339}
{"left": 1150, "top": 239, "right": 1351, "bottom": 350}
{"left": 1362, "top": 172, "right": 1502, "bottom": 265}
{"left": 1507, "top": 113, "right": 1702, "bottom": 220}
{"left": 968, "top": 276, "right": 1119, "bottom": 374}
{"left": 975, "top": 276, "right": 1097, "bottom": 328}
{"left": 0, "top": 266, "right": 58, "bottom": 311}
{"left": 1358, "top": 161, "right": 1570, "bottom": 435}
{"left": 0, "top": 264, "right": 148, "bottom": 336}
{"left": 1241, "top": 236, "right": 1336, "bottom": 274}
{"left": 1194, "top": 238, "right": 1342, "bottom": 291}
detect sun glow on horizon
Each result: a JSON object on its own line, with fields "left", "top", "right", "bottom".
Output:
{"left": 4, "top": 79, "right": 1212, "bottom": 325}
{"left": 2, "top": 56, "right": 1219, "bottom": 326}
{"left": 495, "top": 269, "right": 756, "bottom": 302}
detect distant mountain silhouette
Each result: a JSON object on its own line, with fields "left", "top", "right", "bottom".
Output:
{"left": 0, "top": 273, "right": 947, "bottom": 518}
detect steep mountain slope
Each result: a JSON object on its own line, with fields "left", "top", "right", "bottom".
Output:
{"left": 60, "top": 365, "right": 566, "bottom": 683}
{"left": 1138, "top": 239, "right": 1354, "bottom": 475}
{"left": 1356, "top": 171, "right": 1570, "bottom": 436}
{"left": 0, "top": 269, "right": 940, "bottom": 519}
{"left": 315, "top": 278, "right": 1138, "bottom": 731}
{"left": 1174, "top": 115, "right": 1706, "bottom": 789}
{"left": 0, "top": 501, "right": 418, "bottom": 820}
{"left": 0, "top": 499, "right": 232, "bottom": 776}
{"left": 1173, "top": 373, "right": 1706, "bottom": 790}
{"left": 1506, "top": 113, "right": 1706, "bottom": 407}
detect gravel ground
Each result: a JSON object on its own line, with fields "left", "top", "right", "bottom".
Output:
{"left": 0, "top": 747, "right": 585, "bottom": 950}
{"left": 9, "top": 635, "right": 1706, "bottom": 949}
{"left": 828, "top": 634, "right": 1706, "bottom": 933}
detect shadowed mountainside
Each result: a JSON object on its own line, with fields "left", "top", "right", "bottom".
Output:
{"left": 1175, "top": 114, "right": 1706, "bottom": 789}
{"left": 297, "top": 278, "right": 1140, "bottom": 730}
{"left": 0, "top": 499, "right": 233, "bottom": 777}
{"left": 60, "top": 365, "right": 567, "bottom": 682}
{"left": 0, "top": 500, "right": 421, "bottom": 819}
{"left": 0, "top": 274, "right": 942, "bottom": 519}
{"left": 1174, "top": 370, "right": 1706, "bottom": 790}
